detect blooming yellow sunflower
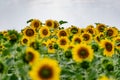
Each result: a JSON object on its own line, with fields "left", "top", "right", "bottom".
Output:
{"left": 57, "top": 29, "right": 68, "bottom": 38}
{"left": 98, "top": 75, "right": 109, "bottom": 80}
{"left": 85, "top": 25, "right": 96, "bottom": 35}
{"left": 30, "top": 19, "right": 42, "bottom": 30}
{"left": 23, "top": 27, "right": 36, "bottom": 38}
{"left": 72, "top": 35, "right": 82, "bottom": 44}
{"left": 46, "top": 39, "right": 55, "bottom": 53}
{"left": 69, "top": 25, "right": 81, "bottom": 36}
{"left": 72, "top": 43, "right": 93, "bottom": 62}
{"left": 81, "top": 32, "right": 92, "bottom": 43}
{"left": 96, "top": 23, "right": 106, "bottom": 33}
{"left": 106, "top": 27, "right": 118, "bottom": 37}
{"left": 114, "top": 36, "right": 120, "bottom": 49}
{"left": 25, "top": 47, "right": 40, "bottom": 65}
{"left": 57, "top": 37, "right": 69, "bottom": 50}
{"left": 45, "top": 19, "right": 54, "bottom": 28}
{"left": 20, "top": 36, "right": 29, "bottom": 45}
{"left": 39, "top": 26, "right": 50, "bottom": 38}
{"left": 53, "top": 20, "right": 59, "bottom": 29}
{"left": 101, "top": 39, "right": 114, "bottom": 57}
{"left": 29, "top": 58, "right": 61, "bottom": 80}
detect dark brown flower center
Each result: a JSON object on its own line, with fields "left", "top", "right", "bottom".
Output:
{"left": 23, "top": 38, "right": 28, "bottom": 44}
{"left": 59, "top": 31, "right": 67, "bottom": 37}
{"left": 71, "top": 28, "right": 78, "bottom": 34}
{"left": 54, "top": 21, "right": 59, "bottom": 28}
{"left": 107, "top": 29, "right": 113, "bottom": 36}
{"left": 98, "top": 25, "right": 105, "bottom": 32}
{"left": 34, "top": 22, "right": 39, "bottom": 28}
{"left": 82, "top": 34, "right": 90, "bottom": 41}
{"left": 96, "top": 36, "right": 100, "bottom": 42}
{"left": 74, "top": 38, "right": 81, "bottom": 43}
{"left": 42, "top": 29, "right": 48, "bottom": 35}
{"left": 25, "top": 29, "right": 34, "bottom": 37}
{"left": 38, "top": 65, "right": 53, "bottom": 79}
{"left": 105, "top": 42, "right": 112, "bottom": 52}
{"left": 87, "top": 28, "right": 93, "bottom": 34}
{"left": 26, "top": 51, "right": 34, "bottom": 62}
{"left": 49, "top": 44, "right": 53, "bottom": 49}
{"left": 46, "top": 21, "right": 52, "bottom": 27}
{"left": 77, "top": 47, "right": 89, "bottom": 58}
{"left": 60, "top": 39, "right": 67, "bottom": 45}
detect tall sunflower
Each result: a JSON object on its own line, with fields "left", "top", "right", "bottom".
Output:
{"left": 23, "top": 27, "right": 36, "bottom": 38}
{"left": 85, "top": 25, "right": 96, "bottom": 35}
{"left": 96, "top": 23, "right": 106, "bottom": 33}
{"left": 69, "top": 25, "right": 81, "bottom": 36}
{"left": 57, "top": 29, "right": 68, "bottom": 38}
{"left": 57, "top": 37, "right": 69, "bottom": 50}
{"left": 30, "top": 19, "right": 42, "bottom": 30}
{"left": 106, "top": 27, "right": 118, "bottom": 37}
{"left": 46, "top": 39, "right": 55, "bottom": 53}
{"left": 39, "top": 26, "right": 50, "bottom": 38}
{"left": 98, "top": 75, "right": 109, "bottom": 80}
{"left": 101, "top": 39, "right": 114, "bottom": 57}
{"left": 72, "top": 43, "right": 93, "bottom": 62}
{"left": 72, "top": 35, "right": 82, "bottom": 44}
{"left": 25, "top": 47, "right": 40, "bottom": 65}
{"left": 45, "top": 19, "right": 54, "bottom": 28}
{"left": 20, "top": 36, "right": 29, "bottom": 45}
{"left": 81, "top": 32, "right": 92, "bottom": 43}
{"left": 29, "top": 58, "right": 61, "bottom": 80}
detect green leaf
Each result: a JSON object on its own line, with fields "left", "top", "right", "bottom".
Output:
{"left": 10, "top": 74, "right": 18, "bottom": 80}
{"left": 27, "top": 19, "right": 33, "bottom": 23}
{"left": 59, "top": 20, "right": 68, "bottom": 25}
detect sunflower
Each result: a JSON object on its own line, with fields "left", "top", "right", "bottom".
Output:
{"left": 23, "top": 27, "right": 36, "bottom": 38}
{"left": 96, "top": 23, "right": 106, "bottom": 33}
{"left": 72, "top": 43, "right": 93, "bottom": 62}
{"left": 29, "top": 58, "right": 61, "bottom": 80}
{"left": 25, "top": 47, "right": 40, "bottom": 65}
{"left": 57, "top": 29, "right": 68, "bottom": 38}
{"left": 98, "top": 75, "right": 109, "bottom": 80}
{"left": 69, "top": 25, "right": 81, "bottom": 35}
{"left": 72, "top": 35, "right": 82, "bottom": 44}
{"left": 101, "top": 39, "right": 114, "bottom": 57}
{"left": 45, "top": 19, "right": 54, "bottom": 28}
{"left": 81, "top": 32, "right": 92, "bottom": 43}
{"left": 39, "top": 26, "right": 50, "bottom": 38}
{"left": 46, "top": 39, "right": 55, "bottom": 53}
{"left": 106, "top": 27, "right": 118, "bottom": 37}
{"left": 20, "top": 36, "right": 29, "bottom": 45}
{"left": 30, "top": 19, "right": 42, "bottom": 30}
{"left": 53, "top": 20, "right": 59, "bottom": 29}
{"left": 57, "top": 37, "right": 69, "bottom": 50}
{"left": 114, "top": 36, "right": 120, "bottom": 49}
{"left": 85, "top": 25, "right": 96, "bottom": 35}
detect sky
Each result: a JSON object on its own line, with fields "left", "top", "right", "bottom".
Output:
{"left": 0, "top": 0, "right": 120, "bottom": 31}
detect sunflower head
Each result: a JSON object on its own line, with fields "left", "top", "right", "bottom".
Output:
{"left": 25, "top": 47, "right": 40, "bottom": 65}
{"left": 81, "top": 32, "right": 92, "bottom": 43}
{"left": 23, "top": 27, "right": 36, "bottom": 38}
{"left": 57, "top": 37, "right": 69, "bottom": 50}
{"left": 29, "top": 58, "right": 61, "bottom": 80}
{"left": 101, "top": 39, "right": 114, "bottom": 57}
{"left": 72, "top": 43, "right": 93, "bottom": 62}
{"left": 39, "top": 26, "right": 50, "bottom": 38}
{"left": 53, "top": 20, "right": 60, "bottom": 29}
{"left": 106, "top": 27, "right": 118, "bottom": 37}
{"left": 70, "top": 26, "right": 80, "bottom": 35}
{"left": 72, "top": 35, "right": 82, "bottom": 44}
{"left": 30, "top": 19, "right": 42, "bottom": 30}
{"left": 98, "top": 75, "right": 109, "bottom": 80}
{"left": 57, "top": 30, "right": 68, "bottom": 38}
{"left": 45, "top": 19, "right": 54, "bottom": 28}
{"left": 96, "top": 23, "right": 106, "bottom": 33}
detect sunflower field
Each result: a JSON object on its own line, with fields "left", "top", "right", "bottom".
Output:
{"left": 0, "top": 19, "right": 120, "bottom": 80}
